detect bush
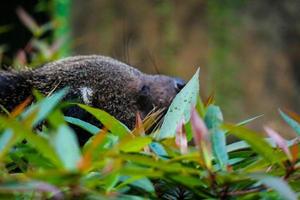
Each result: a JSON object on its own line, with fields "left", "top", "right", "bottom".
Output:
{"left": 0, "top": 69, "right": 299, "bottom": 200}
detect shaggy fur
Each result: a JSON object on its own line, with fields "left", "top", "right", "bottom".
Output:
{"left": 0, "top": 55, "right": 184, "bottom": 144}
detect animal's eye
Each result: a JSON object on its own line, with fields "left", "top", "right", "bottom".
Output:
{"left": 173, "top": 77, "right": 186, "bottom": 93}
{"left": 140, "top": 85, "right": 150, "bottom": 96}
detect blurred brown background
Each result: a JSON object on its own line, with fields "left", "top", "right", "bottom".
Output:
{"left": 2, "top": 0, "right": 300, "bottom": 137}
{"left": 71, "top": 0, "right": 300, "bottom": 137}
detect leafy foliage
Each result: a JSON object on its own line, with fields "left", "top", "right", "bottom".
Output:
{"left": 1, "top": 7, "right": 66, "bottom": 67}
{"left": 0, "top": 70, "right": 299, "bottom": 200}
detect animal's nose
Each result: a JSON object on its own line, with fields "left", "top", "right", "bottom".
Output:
{"left": 174, "top": 77, "right": 186, "bottom": 93}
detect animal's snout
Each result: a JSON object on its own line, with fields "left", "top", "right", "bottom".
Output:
{"left": 174, "top": 77, "right": 186, "bottom": 93}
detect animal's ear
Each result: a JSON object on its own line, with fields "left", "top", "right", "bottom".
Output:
{"left": 137, "top": 85, "right": 154, "bottom": 114}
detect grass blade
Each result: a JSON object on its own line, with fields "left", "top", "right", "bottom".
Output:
{"left": 78, "top": 104, "right": 130, "bottom": 137}
{"left": 279, "top": 109, "right": 300, "bottom": 136}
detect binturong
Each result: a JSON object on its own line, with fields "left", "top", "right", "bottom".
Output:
{"left": 0, "top": 55, "right": 185, "bottom": 144}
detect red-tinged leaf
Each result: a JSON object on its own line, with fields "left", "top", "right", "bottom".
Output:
{"left": 190, "top": 107, "right": 212, "bottom": 169}
{"left": 264, "top": 126, "right": 292, "bottom": 161}
{"left": 78, "top": 129, "right": 108, "bottom": 171}
{"left": 290, "top": 141, "right": 299, "bottom": 164}
{"left": 130, "top": 113, "right": 150, "bottom": 153}
{"left": 223, "top": 124, "right": 282, "bottom": 164}
{"left": 77, "top": 152, "right": 91, "bottom": 172}
{"left": 137, "top": 112, "right": 151, "bottom": 153}
{"left": 132, "top": 112, "right": 145, "bottom": 136}
{"left": 227, "top": 165, "right": 233, "bottom": 172}
{"left": 10, "top": 96, "right": 32, "bottom": 118}
{"left": 191, "top": 107, "right": 209, "bottom": 147}
{"left": 14, "top": 50, "right": 27, "bottom": 66}
{"left": 283, "top": 109, "right": 300, "bottom": 123}
{"left": 175, "top": 118, "right": 188, "bottom": 154}
{"left": 204, "top": 91, "right": 215, "bottom": 106}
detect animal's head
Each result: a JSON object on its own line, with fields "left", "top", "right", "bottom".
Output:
{"left": 137, "top": 74, "right": 185, "bottom": 117}
{"left": 80, "top": 69, "right": 186, "bottom": 129}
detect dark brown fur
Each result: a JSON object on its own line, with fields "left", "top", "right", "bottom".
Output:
{"left": 0, "top": 55, "right": 184, "bottom": 143}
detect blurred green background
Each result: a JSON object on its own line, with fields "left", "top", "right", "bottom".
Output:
{"left": 1, "top": 0, "right": 300, "bottom": 137}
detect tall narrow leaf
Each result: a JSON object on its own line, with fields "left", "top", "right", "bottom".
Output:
{"left": 190, "top": 108, "right": 212, "bottom": 169}
{"left": 64, "top": 116, "right": 100, "bottom": 135}
{"left": 251, "top": 175, "right": 297, "bottom": 200}
{"left": 0, "top": 129, "right": 15, "bottom": 159}
{"left": 224, "top": 124, "right": 281, "bottom": 164}
{"left": 204, "top": 105, "right": 228, "bottom": 170}
{"left": 157, "top": 68, "right": 200, "bottom": 140}
{"left": 175, "top": 118, "right": 188, "bottom": 154}
{"left": 52, "top": 125, "right": 81, "bottom": 170}
{"left": 22, "top": 88, "right": 68, "bottom": 127}
{"left": 264, "top": 126, "right": 292, "bottom": 161}
{"left": 279, "top": 109, "right": 300, "bottom": 136}
{"left": 78, "top": 104, "right": 130, "bottom": 137}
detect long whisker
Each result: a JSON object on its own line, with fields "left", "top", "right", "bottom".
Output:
{"left": 146, "top": 49, "right": 160, "bottom": 74}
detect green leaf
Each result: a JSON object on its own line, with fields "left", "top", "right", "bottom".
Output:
{"left": 204, "top": 105, "right": 228, "bottom": 170}
{"left": 115, "top": 195, "right": 147, "bottom": 200}
{"left": 171, "top": 175, "right": 206, "bottom": 188}
{"left": 78, "top": 104, "right": 130, "bottom": 137}
{"left": 25, "top": 130, "right": 62, "bottom": 168}
{"left": 149, "top": 142, "right": 168, "bottom": 157}
{"left": 251, "top": 174, "right": 297, "bottom": 200}
{"left": 0, "top": 129, "right": 13, "bottom": 154}
{"left": 223, "top": 124, "right": 281, "bottom": 164}
{"left": 227, "top": 138, "right": 296, "bottom": 152}
{"left": 129, "top": 177, "right": 154, "bottom": 193}
{"left": 204, "top": 105, "right": 223, "bottom": 129}
{"left": 157, "top": 68, "right": 200, "bottom": 140}
{"left": 227, "top": 140, "right": 249, "bottom": 152}
{"left": 279, "top": 109, "right": 300, "bottom": 136}
{"left": 0, "top": 181, "right": 63, "bottom": 199}
{"left": 118, "top": 176, "right": 155, "bottom": 193}
{"left": 119, "top": 136, "right": 152, "bottom": 153}
{"left": 103, "top": 173, "right": 120, "bottom": 192}
{"left": 22, "top": 88, "right": 68, "bottom": 127}
{"left": 0, "top": 117, "right": 61, "bottom": 166}
{"left": 64, "top": 116, "right": 100, "bottom": 135}
{"left": 0, "top": 129, "right": 14, "bottom": 157}
{"left": 52, "top": 125, "right": 81, "bottom": 170}
{"left": 211, "top": 128, "right": 228, "bottom": 170}
{"left": 184, "top": 120, "right": 193, "bottom": 141}
{"left": 196, "top": 95, "right": 206, "bottom": 117}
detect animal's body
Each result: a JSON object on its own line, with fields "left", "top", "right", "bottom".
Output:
{"left": 0, "top": 55, "right": 185, "bottom": 144}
